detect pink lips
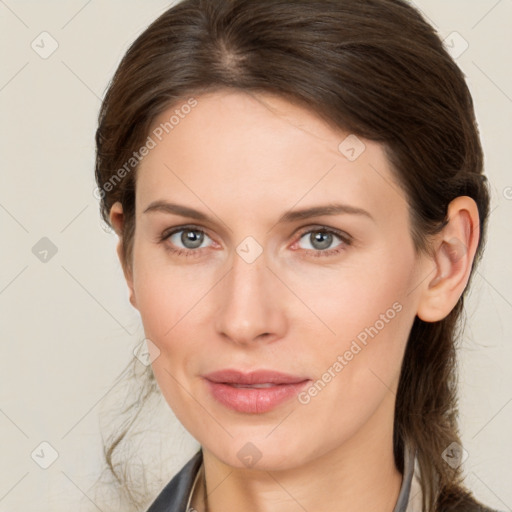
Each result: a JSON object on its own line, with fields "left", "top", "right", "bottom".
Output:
{"left": 203, "top": 369, "right": 311, "bottom": 414}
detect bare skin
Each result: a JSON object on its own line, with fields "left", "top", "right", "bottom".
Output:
{"left": 109, "top": 89, "right": 480, "bottom": 512}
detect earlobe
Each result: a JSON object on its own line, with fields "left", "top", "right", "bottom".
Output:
{"left": 109, "top": 201, "right": 138, "bottom": 310}
{"left": 416, "top": 196, "right": 480, "bottom": 323}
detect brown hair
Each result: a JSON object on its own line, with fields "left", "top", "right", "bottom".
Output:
{"left": 94, "top": 0, "right": 491, "bottom": 510}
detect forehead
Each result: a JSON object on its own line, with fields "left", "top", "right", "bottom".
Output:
{"left": 136, "top": 90, "right": 407, "bottom": 224}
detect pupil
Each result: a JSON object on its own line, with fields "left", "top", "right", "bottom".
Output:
{"left": 183, "top": 229, "right": 203, "bottom": 248}
{"left": 312, "top": 231, "right": 332, "bottom": 250}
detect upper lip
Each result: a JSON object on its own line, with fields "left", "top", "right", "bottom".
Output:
{"left": 203, "top": 369, "right": 310, "bottom": 385}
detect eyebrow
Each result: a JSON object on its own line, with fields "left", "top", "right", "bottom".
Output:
{"left": 143, "top": 200, "right": 374, "bottom": 223}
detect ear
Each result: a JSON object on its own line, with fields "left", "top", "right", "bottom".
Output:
{"left": 109, "top": 201, "right": 138, "bottom": 310}
{"left": 416, "top": 196, "right": 480, "bottom": 323}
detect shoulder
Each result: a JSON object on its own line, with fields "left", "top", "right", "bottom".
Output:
{"left": 143, "top": 449, "right": 203, "bottom": 512}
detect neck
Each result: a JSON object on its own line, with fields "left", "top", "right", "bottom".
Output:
{"left": 192, "top": 399, "right": 403, "bottom": 512}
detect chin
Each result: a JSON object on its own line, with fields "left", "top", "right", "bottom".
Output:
{"left": 201, "top": 432, "right": 319, "bottom": 472}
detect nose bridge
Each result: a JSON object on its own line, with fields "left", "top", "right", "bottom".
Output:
{"left": 214, "top": 243, "right": 285, "bottom": 344}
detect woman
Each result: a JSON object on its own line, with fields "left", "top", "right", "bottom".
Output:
{"left": 94, "top": 0, "right": 499, "bottom": 510}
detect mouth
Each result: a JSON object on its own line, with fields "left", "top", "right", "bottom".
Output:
{"left": 228, "top": 383, "right": 281, "bottom": 388}
{"left": 203, "top": 368, "right": 309, "bottom": 385}
{"left": 202, "top": 369, "right": 311, "bottom": 414}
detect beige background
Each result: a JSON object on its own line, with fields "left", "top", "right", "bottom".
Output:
{"left": 1, "top": 1, "right": 511, "bottom": 511}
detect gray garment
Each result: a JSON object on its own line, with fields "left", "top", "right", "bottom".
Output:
{"left": 394, "top": 444, "right": 418, "bottom": 512}
{"left": 145, "top": 449, "right": 202, "bottom": 512}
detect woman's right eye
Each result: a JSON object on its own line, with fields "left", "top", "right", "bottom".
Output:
{"left": 159, "top": 226, "right": 215, "bottom": 257}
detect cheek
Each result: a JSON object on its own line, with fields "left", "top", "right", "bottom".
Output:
{"left": 131, "top": 253, "right": 207, "bottom": 423}
{"left": 295, "top": 248, "right": 416, "bottom": 394}
{"left": 296, "top": 295, "right": 412, "bottom": 442}
{"left": 131, "top": 243, "right": 209, "bottom": 341}
{"left": 288, "top": 253, "right": 411, "bottom": 343}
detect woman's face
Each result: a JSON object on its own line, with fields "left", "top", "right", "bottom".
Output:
{"left": 115, "top": 90, "right": 432, "bottom": 470}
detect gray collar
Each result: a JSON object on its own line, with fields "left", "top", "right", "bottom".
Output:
{"left": 393, "top": 444, "right": 419, "bottom": 512}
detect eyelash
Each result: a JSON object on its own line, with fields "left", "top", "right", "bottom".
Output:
{"left": 157, "top": 224, "right": 352, "bottom": 259}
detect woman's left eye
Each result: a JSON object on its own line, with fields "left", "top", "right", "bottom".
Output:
{"left": 158, "top": 225, "right": 351, "bottom": 258}
{"left": 294, "top": 227, "right": 351, "bottom": 257}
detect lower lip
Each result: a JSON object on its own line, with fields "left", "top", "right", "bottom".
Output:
{"left": 204, "top": 379, "right": 311, "bottom": 414}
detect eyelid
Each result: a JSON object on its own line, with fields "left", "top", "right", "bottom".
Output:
{"left": 294, "top": 224, "right": 352, "bottom": 242}
{"left": 161, "top": 223, "right": 210, "bottom": 237}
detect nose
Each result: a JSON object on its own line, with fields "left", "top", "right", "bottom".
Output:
{"left": 214, "top": 248, "right": 288, "bottom": 346}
